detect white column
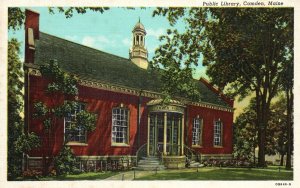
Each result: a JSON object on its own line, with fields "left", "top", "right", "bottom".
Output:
{"left": 163, "top": 112, "right": 167, "bottom": 155}
{"left": 178, "top": 119, "right": 181, "bottom": 155}
{"left": 181, "top": 114, "right": 185, "bottom": 156}
{"left": 147, "top": 114, "right": 150, "bottom": 156}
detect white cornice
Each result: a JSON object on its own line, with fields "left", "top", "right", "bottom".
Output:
{"left": 25, "top": 65, "right": 233, "bottom": 112}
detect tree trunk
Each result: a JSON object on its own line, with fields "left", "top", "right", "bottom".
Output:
{"left": 258, "top": 125, "right": 266, "bottom": 167}
{"left": 257, "top": 91, "right": 268, "bottom": 167}
{"left": 280, "top": 153, "right": 285, "bottom": 166}
{"left": 286, "top": 89, "right": 293, "bottom": 169}
{"left": 253, "top": 142, "right": 256, "bottom": 166}
{"left": 256, "top": 90, "right": 263, "bottom": 167}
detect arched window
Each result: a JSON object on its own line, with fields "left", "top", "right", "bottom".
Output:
{"left": 192, "top": 118, "right": 203, "bottom": 146}
{"left": 214, "top": 120, "right": 223, "bottom": 146}
{"left": 135, "top": 35, "right": 138, "bottom": 45}
{"left": 112, "top": 108, "right": 129, "bottom": 145}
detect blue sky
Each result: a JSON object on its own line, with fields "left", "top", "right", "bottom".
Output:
{"left": 8, "top": 7, "right": 208, "bottom": 80}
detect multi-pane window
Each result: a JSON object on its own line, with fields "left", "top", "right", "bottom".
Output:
{"left": 64, "top": 103, "right": 86, "bottom": 143}
{"left": 112, "top": 108, "right": 129, "bottom": 144}
{"left": 192, "top": 118, "right": 203, "bottom": 146}
{"left": 214, "top": 120, "right": 223, "bottom": 146}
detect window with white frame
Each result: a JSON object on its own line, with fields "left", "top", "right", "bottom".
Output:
{"left": 64, "top": 103, "right": 86, "bottom": 143}
{"left": 112, "top": 108, "right": 129, "bottom": 144}
{"left": 192, "top": 118, "right": 203, "bottom": 146}
{"left": 214, "top": 120, "right": 223, "bottom": 146}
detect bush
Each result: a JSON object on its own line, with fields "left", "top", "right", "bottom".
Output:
{"left": 201, "top": 158, "right": 253, "bottom": 168}
{"left": 54, "top": 145, "right": 79, "bottom": 175}
{"left": 22, "top": 170, "right": 42, "bottom": 179}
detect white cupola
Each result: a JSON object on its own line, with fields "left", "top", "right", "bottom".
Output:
{"left": 129, "top": 18, "right": 148, "bottom": 69}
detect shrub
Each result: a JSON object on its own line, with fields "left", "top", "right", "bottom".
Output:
{"left": 54, "top": 145, "right": 79, "bottom": 175}
{"left": 201, "top": 158, "right": 253, "bottom": 168}
{"left": 22, "top": 170, "right": 42, "bottom": 179}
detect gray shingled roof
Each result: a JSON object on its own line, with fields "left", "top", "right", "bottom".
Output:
{"left": 34, "top": 32, "right": 230, "bottom": 107}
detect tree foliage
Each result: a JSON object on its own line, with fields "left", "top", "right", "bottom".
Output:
{"left": 153, "top": 7, "right": 293, "bottom": 167}
{"left": 151, "top": 8, "right": 207, "bottom": 101}
{"left": 234, "top": 96, "right": 291, "bottom": 165}
{"left": 7, "top": 38, "right": 24, "bottom": 179}
{"left": 8, "top": 7, "right": 109, "bottom": 31}
{"left": 33, "top": 60, "right": 96, "bottom": 174}
{"left": 33, "top": 60, "right": 96, "bottom": 133}
{"left": 233, "top": 100, "right": 257, "bottom": 161}
{"left": 8, "top": 38, "right": 40, "bottom": 179}
{"left": 53, "top": 145, "right": 79, "bottom": 175}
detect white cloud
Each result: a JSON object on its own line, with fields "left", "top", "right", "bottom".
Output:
{"left": 65, "top": 35, "right": 79, "bottom": 42}
{"left": 122, "top": 38, "right": 131, "bottom": 47}
{"left": 81, "top": 35, "right": 117, "bottom": 50}
{"left": 82, "top": 36, "right": 96, "bottom": 48}
{"left": 147, "top": 28, "right": 166, "bottom": 39}
{"left": 97, "top": 36, "right": 111, "bottom": 44}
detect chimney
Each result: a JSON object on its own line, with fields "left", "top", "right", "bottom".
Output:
{"left": 25, "top": 9, "right": 40, "bottom": 64}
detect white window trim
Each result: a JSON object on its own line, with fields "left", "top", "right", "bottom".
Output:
{"left": 213, "top": 119, "right": 223, "bottom": 147}
{"left": 111, "top": 107, "right": 130, "bottom": 146}
{"left": 192, "top": 118, "right": 203, "bottom": 147}
{"left": 64, "top": 103, "right": 87, "bottom": 145}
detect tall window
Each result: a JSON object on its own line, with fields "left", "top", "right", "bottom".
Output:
{"left": 112, "top": 108, "right": 129, "bottom": 144}
{"left": 64, "top": 103, "right": 86, "bottom": 143}
{"left": 135, "top": 36, "right": 138, "bottom": 45}
{"left": 214, "top": 120, "right": 223, "bottom": 146}
{"left": 192, "top": 118, "right": 203, "bottom": 146}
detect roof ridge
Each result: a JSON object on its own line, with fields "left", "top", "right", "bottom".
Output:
{"left": 39, "top": 31, "right": 132, "bottom": 63}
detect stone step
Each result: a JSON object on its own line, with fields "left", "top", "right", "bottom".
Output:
{"left": 140, "top": 159, "right": 160, "bottom": 162}
{"left": 142, "top": 157, "right": 159, "bottom": 161}
{"left": 138, "top": 162, "right": 160, "bottom": 166}
{"left": 135, "top": 165, "right": 166, "bottom": 171}
{"left": 137, "top": 156, "right": 165, "bottom": 171}
{"left": 138, "top": 164, "right": 161, "bottom": 167}
{"left": 189, "top": 162, "right": 204, "bottom": 168}
{"left": 138, "top": 160, "right": 160, "bottom": 164}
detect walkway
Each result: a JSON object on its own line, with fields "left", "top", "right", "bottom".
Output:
{"left": 104, "top": 170, "right": 159, "bottom": 180}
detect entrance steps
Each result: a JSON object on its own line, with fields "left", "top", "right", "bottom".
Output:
{"left": 189, "top": 160, "right": 203, "bottom": 168}
{"left": 136, "top": 156, "right": 166, "bottom": 171}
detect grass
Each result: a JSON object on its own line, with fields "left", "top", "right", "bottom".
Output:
{"left": 135, "top": 166, "right": 293, "bottom": 180}
{"left": 15, "top": 166, "right": 293, "bottom": 181}
{"left": 16, "top": 171, "right": 120, "bottom": 181}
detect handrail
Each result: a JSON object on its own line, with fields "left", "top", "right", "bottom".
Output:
{"left": 135, "top": 143, "right": 147, "bottom": 165}
{"left": 184, "top": 145, "right": 200, "bottom": 162}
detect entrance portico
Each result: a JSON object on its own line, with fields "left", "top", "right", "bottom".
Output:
{"left": 147, "top": 99, "right": 185, "bottom": 157}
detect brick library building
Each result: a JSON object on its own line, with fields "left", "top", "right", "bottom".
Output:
{"left": 24, "top": 10, "right": 234, "bottom": 171}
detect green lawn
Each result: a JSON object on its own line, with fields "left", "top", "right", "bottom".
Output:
{"left": 17, "top": 171, "right": 119, "bottom": 181}
{"left": 15, "top": 166, "right": 293, "bottom": 181}
{"left": 135, "top": 167, "right": 293, "bottom": 180}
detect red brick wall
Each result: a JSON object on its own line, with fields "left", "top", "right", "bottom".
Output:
{"left": 186, "top": 105, "right": 233, "bottom": 154}
{"left": 28, "top": 75, "right": 233, "bottom": 157}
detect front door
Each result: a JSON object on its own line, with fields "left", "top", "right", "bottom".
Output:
{"left": 148, "top": 112, "right": 181, "bottom": 156}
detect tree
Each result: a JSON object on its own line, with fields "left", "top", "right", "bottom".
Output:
{"left": 280, "top": 51, "right": 293, "bottom": 169}
{"left": 233, "top": 100, "right": 257, "bottom": 163}
{"left": 269, "top": 96, "right": 289, "bottom": 166}
{"left": 151, "top": 8, "right": 203, "bottom": 101}
{"left": 54, "top": 145, "right": 79, "bottom": 175}
{"left": 8, "top": 7, "right": 109, "bottom": 31}
{"left": 32, "top": 60, "right": 97, "bottom": 175}
{"left": 152, "top": 8, "right": 293, "bottom": 167}
{"left": 8, "top": 38, "right": 40, "bottom": 180}
{"left": 234, "top": 96, "right": 290, "bottom": 166}
{"left": 8, "top": 7, "right": 106, "bottom": 177}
